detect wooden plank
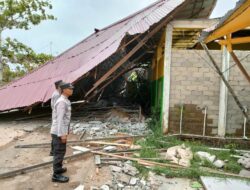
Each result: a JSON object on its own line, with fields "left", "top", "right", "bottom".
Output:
{"left": 0, "top": 151, "right": 91, "bottom": 179}
{"left": 218, "top": 36, "right": 250, "bottom": 45}
{"left": 87, "top": 53, "right": 145, "bottom": 101}
{"left": 15, "top": 135, "right": 145, "bottom": 148}
{"left": 92, "top": 151, "right": 183, "bottom": 169}
{"left": 79, "top": 130, "right": 86, "bottom": 140}
{"left": 170, "top": 19, "right": 219, "bottom": 29}
{"left": 86, "top": 141, "right": 131, "bottom": 147}
{"left": 71, "top": 146, "right": 90, "bottom": 153}
{"left": 209, "top": 147, "right": 250, "bottom": 154}
{"left": 230, "top": 50, "right": 250, "bottom": 84}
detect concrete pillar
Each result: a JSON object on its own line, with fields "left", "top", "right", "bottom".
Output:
{"left": 162, "top": 24, "right": 173, "bottom": 134}
{"left": 218, "top": 45, "right": 230, "bottom": 137}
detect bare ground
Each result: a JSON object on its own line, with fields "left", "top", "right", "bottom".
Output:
{"left": 0, "top": 121, "right": 112, "bottom": 190}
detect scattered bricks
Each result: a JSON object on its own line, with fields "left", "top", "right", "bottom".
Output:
{"left": 116, "top": 173, "right": 130, "bottom": 184}
{"left": 130, "top": 177, "right": 138, "bottom": 185}
{"left": 123, "top": 163, "right": 139, "bottom": 176}
{"left": 110, "top": 165, "right": 122, "bottom": 173}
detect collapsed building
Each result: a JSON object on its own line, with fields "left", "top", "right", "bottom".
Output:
{"left": 0, "top": 0, "right": 249, "bottom": 138}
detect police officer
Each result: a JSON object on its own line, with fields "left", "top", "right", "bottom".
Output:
{"left": 50, "top": 80, "right": 63, "bottom": 156}
{"left": 51, "top": 82, "right": 74, "bottom": 183}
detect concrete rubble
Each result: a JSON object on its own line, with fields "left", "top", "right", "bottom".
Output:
{"left": 239, "top": 169, "right": 250, "bottom": 177}
{"left": 195, "top": 151, "right": 216, "bottom": 163}
{"left": 195, "top": 151, "right": 225, "bottom": 168}
{"left": 70, "top": 121, "right": 149, "bottom": 138}
{"left": 165, "top": 144, "right": 193, "bottom": 167}
{"left": 238, "top": 153, "right": 250, "bottom": 169}
{"left": 92, "top": 160, "right": 200, "bottom": 190}
{"left": 94, "top": 161, "right": 155, "bottom": 190}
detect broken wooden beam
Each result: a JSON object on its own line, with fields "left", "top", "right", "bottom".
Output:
{"left": 92, "top": 150, "right": 183, "bottom": 169}
{"left": 15, "top": 135, "right": 145, "bottom": 148}
{"left": 85, "top": 135, "right": 145, "bottom": 141}
{"left": 84, "top": 0, "right": 191, "bottom": 98}
{"left": 230, "top": 50, "right": 250, "bottom": 84}
{"left": 79, "top": 130, "right": 86, "bottom": 140}
{"left": 87, "top": 141, "right": 131, "bottom": 147}
{"left": 0, "top": 151, "right": 91, "bottom": 179}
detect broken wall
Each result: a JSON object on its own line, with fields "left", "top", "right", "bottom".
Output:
{"left": 168, "top": 49, "right": 250, "bottom": 136}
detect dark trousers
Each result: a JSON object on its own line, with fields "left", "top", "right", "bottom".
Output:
{"left": 52, "top": 134, "right": 66, "bottom": 174}
{"left": 50, "top": 134, "right": 54, "bottom": 155}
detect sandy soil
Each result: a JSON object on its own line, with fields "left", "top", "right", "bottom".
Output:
{"left": 0, "top": 120, "right": 112, "bottom": 190}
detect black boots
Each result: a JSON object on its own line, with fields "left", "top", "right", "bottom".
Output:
{"left": 52, "top": 174, "right": 69, "bottom": 183}
{"left": 52, "top": 167, "right": 68, "bottom": 183}
{"left": 55, "top": 167, "right": 67, "bottom": 174}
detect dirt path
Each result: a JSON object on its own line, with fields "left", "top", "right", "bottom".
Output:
{"left": 0, "top": 121, "right": 112, "bottom": 190}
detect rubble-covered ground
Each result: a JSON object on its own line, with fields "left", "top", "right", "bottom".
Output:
{"left": 0, "top": 107, "right": 250, "bottom": 190}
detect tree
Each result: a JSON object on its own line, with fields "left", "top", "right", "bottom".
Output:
{"left": 0, "top": 0, "right": 56, "bottom": 82}
{"left": 2, "top": 38, "right": 53, "bottom": 82}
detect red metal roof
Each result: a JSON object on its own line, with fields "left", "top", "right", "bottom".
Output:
{"left": 0, "top": 0, "right": 215, "bottom": 111}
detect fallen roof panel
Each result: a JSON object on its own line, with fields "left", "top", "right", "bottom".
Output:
{"left": 0, "top": 0, "right": 216, "bottom": 111}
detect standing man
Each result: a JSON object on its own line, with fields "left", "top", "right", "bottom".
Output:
{"left": 50, "top": 80, "right": 63, "bottom": 156}
{"left": 51, "top": 82, "right": 74, "bottom": 183}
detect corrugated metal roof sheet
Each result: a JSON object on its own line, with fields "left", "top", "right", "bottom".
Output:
{"left": 0, "top": 0, "right": 216, "bottom": 111}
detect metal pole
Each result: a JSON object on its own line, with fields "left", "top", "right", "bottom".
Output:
{"left": 179, "top": 104, "right": 184, "bottom": 134}
{"left": 243, "top": 117, "right": 247, "bottom": 139}
{"left": 243, "top": 106, "right": 248, "bottom": 139}
{"left": 203, "top": 106, "right": 207, "bottom": 136}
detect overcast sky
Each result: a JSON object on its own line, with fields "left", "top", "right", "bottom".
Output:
{"left": 3, "top": 0, "right": 239, "bottom": 55}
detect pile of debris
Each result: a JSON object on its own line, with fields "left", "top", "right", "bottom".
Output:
{"left": 69, "top": 108, "right": 150, "bottom": 138}
{"left": 165, "top": 144, "right": 193, "bottom": 167}
{"left": 195, "top": 151, "right": 225, "bottom": 168}
{"left": 71, "top": 121, "right": 149, "bottom": 138}
{"left": 238, "top": 153, "right": 250, "bottom": 169}
{"left": 93, "top": 161, "right": 152, "bottom": 190}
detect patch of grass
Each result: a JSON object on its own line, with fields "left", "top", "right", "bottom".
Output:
{"left": 224, "top": 161, "right": 242, "bottom": 173}
{"left": 133, "top": 162, "right": 150, "bottom": 178}
{"left": 134, "top": 128, "right": 245, "bottom": 179}
{"left": 139, "top": 147, "right": 159, "bottom": 158}
{"left": 153, "top": 166, "right": 204, "bottom": 179}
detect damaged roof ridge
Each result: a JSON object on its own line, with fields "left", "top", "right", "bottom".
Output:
{"left": 99, "top": 0, "right": 165, "bottom": 32}
{"left": 1, "top": 1, "right": 175, "bottom": 90}
{"left": 0, "top": 0, "right": 168, "bottom": 91}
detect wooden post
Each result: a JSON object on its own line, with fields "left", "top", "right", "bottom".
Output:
{"left": 230, "top": 50, "right": 250, "bottom": 84}
{"left": 162, "top": 24, "right": 173, "bottom": 134}
{"left": 218, "top": 45, "right": 230, "bottom": 137}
